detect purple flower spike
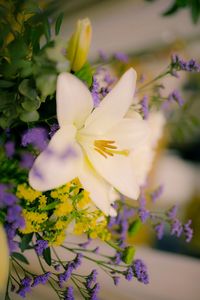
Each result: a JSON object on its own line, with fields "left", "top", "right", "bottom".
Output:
{"left": 22, "top": 127, "right": 48, "bottom": 151}
{"left": 64, "top": 286, "right": 74, "bottom": 300}
{"left": 35, "top": 239, "right": 48, "bottom": 256}
{"left": 141, "top": 96, "right": 149, "bottom": 120}
{"left": 5, "top": 141, "right": 15, "bottom": 158}
{"left": 133, "top": 259, "right": 149, "bottom": 284}
{"left": 154, "top": 222, "right": 165, "bottom": 240}
{"left": 114, "top": 52, "right": 129, "bottom": 63}
{"left": 183, "top": 220, "right": 193, "bottom": 243}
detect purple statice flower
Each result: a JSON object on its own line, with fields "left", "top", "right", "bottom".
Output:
{"left": 5, "top": 141, "right": 15, "bottom": 158}
{"left": 89, "top": 283, "right": 100, "bottom": 300}
{"left": 101, "top": 87, "right": 110, "bottom": 97}
{"left": 91, "top": 76, "right": 100, "bottom": 107}
{"left": 35, "top": 239, "right": 48, "bottom": 256}
{"left": 133, "top": 259, "right": 149, "bottom": 284}
{"left": 20, "top": 152, "right": 35, "bottom": 169}
{"left": 125, "top": 266, "right": 133, "bottom": 281}
{"left": 104, "top": 72, "right": 116, "bottom": 85}
{"left": 22, "top": 127, "right": 48, "bottom": 151}
{"left": 98, "top": 49, "right": 109, "bottom": 61}
{"left": 86, "top": 270, "right": 98, "bottom": 289}
{"left": 6, "top": 205, "right": 22, "bottom": 223}
{"left": 72, "top": 253, "right": 83, "bottom": 269}
{"left": 183, "top": 220, "right": 193, "bottom": 243}
{"left": 168, "top": 90, "right": 184, "bottom": 106}
{"left": 49, "top": 123, "right": 59, "bottom": 138}
{"left": 141, "top": 96, "right": 149, "bottom": 120}
{"left": 171, "top": 54, "right": 200, "bottom": 73}
{"left": 154, "top": 222, "right": 165, "bottom": 240}
{"left": 167, "top": 205, "right": 178, "bottom": 220}
{"left": 64, "top": 286, "right": 74, "bottom": 300}
{"left": 113, "top": 276, "right": 120, "bottom": 286}
{"left": 112, "top": 252, "right": 122, "bottom": 265}
{"left": 18, "top": 277, "right": 32, "bottom": 298}
{"left": 58, "top": 263, "right": 73, "bottom": 288}
{"left": 32, "top": 272, "right": 51, "bottom": 287}
{"left": 151, "top": 185, "right": 163, "bottom": 203}
{"left": 3, "top": 193, "right": 17, "bottom": 206}
{"left": 114, "top": 52, "right": 129, "bottom": 63}
{"left": 171, "top": 219, "right": 183, "bottom": 237}
{"left": 138, "top": 192, "right": 150, "bottom": 223}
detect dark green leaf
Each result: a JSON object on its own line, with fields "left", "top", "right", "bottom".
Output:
{"left": 22, "top": 97, "right": 40, "bottom": 112}
{"left": 12, "top": 252, "right": 29, "bottom": 265}
{"left": 19, "top": 233, "right": 34, "bottom": 252}
{"left": 43, "top": 247, "right": 52, "bottom": 266}
{"left": 190, "top": 0, "right": 200, "bottom": 23}
{"left": 44, "top": 18, "right": 51, "bottom": 43}
{"left": 163, "top": 2, "right": 179, "bottom": 16}
{"left": 0, "top": 80, "right": 15, "bottom": 88}
{"left": 55, "top": 12, "right": 64, "bottom": 35}
{"left": 18, "top": 79, "right": 37, "bottom": 100}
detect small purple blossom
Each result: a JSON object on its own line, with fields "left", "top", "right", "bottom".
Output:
{"left": 133, "top": 259, "right": 149, "bottom": 284}
{"left": 168, "top": 90, "right": 184, "bottom": 106}
{"left": 171, "top": 219, "right": 183, "bottom": 237}
{"left": 17, "top": 277, "right": 32, "bottom": 298}
{"left": 141, "top": 96, "right": 149, "bottom": 120}
{"left": 138, "top": 193, "right": 150, "bottom": 223}
{"left": 22, "top": 127, "right": 48, "bottom": 151}
{"left": 167, "top": 205, "right": 178, "bottom": 220}
{"left": 32, "top": 272, "right": 51, "bottom": 287}
{"left": 58, "top": 263, "right": 73, "bottom": 287}
{"left": 91, "top": 76, "right": 100, "bottom": 107}
{"left": 64, "top": 286, "right": 74, "bottom": 300}
{"left": 72, "top": 253, "right": 83, "bottom": 269}
{"left": 90, "top": 283, "right": 100, "bottom": 300}
{"left": 183, "top": 220, "right": 193, "bottom": 243}
{"left": 5, "top": 141, "right": 15, "bottom": 158}
{"left": 98, "top": 49, "right": 109, "bottom": 61}
{"left": 35, "top": 239, "right": 48, "bottom": 256}
{"left": 154, "top": 222, "right": 165, "bottom": 240}
{"left": 113, "top": 276, "right": 120, "bottom": 286}
{"left": 20, "top": 152, "right": 35, "bottom": 169}
{"left": 125, "top": 266, "right": 133, "bottom": 281}
{"left": 114, "top": 52, "right": 129, "bottom": 63}
{"left": 171, "top": 54, "right": 200, "bottom": 73}
{"left": 86, "top": 269, "right": 98, "bottom": 289}
{"left": 151, "top": 185, "right": 163, "bottom": 203}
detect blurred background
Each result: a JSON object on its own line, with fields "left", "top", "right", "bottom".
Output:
{"left": 4, "top": 0, "right": 200, "bottom": 299}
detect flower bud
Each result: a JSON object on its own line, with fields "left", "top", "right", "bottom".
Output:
{"left": 0, "top": 225, "right": 9, "bottom": 291}
{"left": 67, "top": 18, "right": 92, "bottom": 72}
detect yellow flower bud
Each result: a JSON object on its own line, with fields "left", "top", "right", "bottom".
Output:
{"left": 0, "top": 225, "right": 9, "bottom": 292}
{"left": 67, "top": 18, "right": 92, "bottom": 72}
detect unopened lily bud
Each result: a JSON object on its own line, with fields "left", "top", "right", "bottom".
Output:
{"left": 67, "top": 18, "right": 92, "bottom": 72}
{"left": 0, "top": 225, "right": 9, "bottom": 291}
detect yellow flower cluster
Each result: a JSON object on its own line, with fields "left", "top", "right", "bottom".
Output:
{"left": 16, "top": 179, "right": 110, "bottom": 245}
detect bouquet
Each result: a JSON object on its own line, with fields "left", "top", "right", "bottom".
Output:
{"left": 0, "top": 1, "right": 198, "bottom": 299}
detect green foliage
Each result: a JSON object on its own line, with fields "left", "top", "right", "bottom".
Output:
{"left": 12, "top": 252, "right": 29, "bottom": 265}
{"left": 19, "top": 233, "right": 34, "bottom": 252}
{"left": 75, "top": 62, "right": 93, "bottom": 87}
{"left": 43, "top": 247, "right": 52, "bottom": 266}
{"left": 122, "top": 246, "right": 136, "bottom": 264}
{"left": 128, "top": 219, "right": 142, "bottom": 237}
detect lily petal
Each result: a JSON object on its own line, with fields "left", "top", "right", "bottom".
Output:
{"left": 104, "top": 117, "right": 148, "bottom": 150}
{"left": 79, "top": 157, "right": 114, "bottom": 215}
{"left": 83, "top": 68, "right": 137, "bottom": 135}
{"left": 56, "top": 72, "right": 93, "bottom": 128}
{"left": 84, "top": 146, "right": 140, "bottom": 200}
{"left": 29, "top": 125, "right": 82, "bottom": 191}
{"left": 0, "top": 225, "right": 9, "bottom": 292}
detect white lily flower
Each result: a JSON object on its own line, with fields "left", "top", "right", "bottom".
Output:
{"left": 29, "top": 68, "right": 163, "bottom": 216}
{"left": 0, "top": 225, "right": 9, "bottom": 291}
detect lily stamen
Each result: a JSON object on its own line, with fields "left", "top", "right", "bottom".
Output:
{"left": 94, "top": 140, "right": 129, "bottom": 158}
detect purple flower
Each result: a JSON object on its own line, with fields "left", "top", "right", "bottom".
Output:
{"left": 183, "top": 220, "right": 193, "bottom": 243}
{"left": 104, "top": 72, "right": 115, "bottom": 85}
{"left": 64, "top": 286, "right": 74, "bottom": 300}
{"left": 168, "top": 90, "right": 184, "bottom": 106}
{"left": 133, "top": 259, "right": 149, "bottom": 284}
{"left": 151, "top": 185, "right": 163, "bottom": 202}
{"left": 35, "top": 239, "right": 48, "bottom": 256}
{"left": 49, "top": 123, "right": 59, "bottom": 138}
{"left": 171, "top": 219, "right": 183, "bottom": 237}
{"left": 138, "top": 193, "right": 150, "bottom": 223}
{"left": 141, "top": 96, "right": 149, "bottom": 120}
{"left": 5, "top": 141, "right": 15, "bottom": 158}
{"left": 154, "top": 222, "right": 165, "bottom": 240}
{"left": 171, "top": 54, "right": 200, "bottom": 73}
{"left": 114, "top": 52, "right": 129, "bottom": 63}
{"left": 90, "top": 283, "right": 100, "bottom": 300}
{"left": 20, "top": 152, "right": 35, "bottom": 169}
{"left": 98, "top": 49, "right": 108, "bottom": 61}
{"left": 22, "top": 127, "right": 48, "bottom": 151}
{"left": 91, "top": 76, "right": 100, "bottom": 107}
{"left": 125, "top": 266, "right": 133, "bottom": 281}
{"left": 113, "top": 276, "right": 120, "bottom": 286}
{"left": 167, "top": 205, "right": 178, "bottom": 220}
{"left": 72, "top": 253, "right": 83, "bottom": 269}
{"left": 58, "top": 263, "right": 73, "bottom": 287}
{"left": 3, "top": 193, "right": 17, "bottom": 206}
{"left": 32, "top": 272, "right": 51, "bottom": 287}
{"left": 112, "top": 252, "right": 122, "bottom": 265}
{"left": 86, "top": 269, "right": 98, "bottom": 289}
{"left": 18, "top": 277, "right": 32, "bottom": 298}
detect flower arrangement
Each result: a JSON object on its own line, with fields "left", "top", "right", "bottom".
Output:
{"left": 0, "top": 1, "right": 199, "bottom": 299}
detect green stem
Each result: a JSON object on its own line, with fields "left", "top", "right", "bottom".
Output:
{"left": 137, "top": 69, "right": 170, "bottom": 93}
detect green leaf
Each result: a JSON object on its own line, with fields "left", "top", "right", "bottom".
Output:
{"left": 122, "top": 246, "right": 136, "bottom": 264}
{"left": 20, "top": 110, "right": 39, "bottom": 122}
{"left": 44, "top": 18, "right": 51, "bottom": 43}
{"left": 18, "top": 79, "right": 37, "bottom": 101}
{"left": 43, "top": 247, "right": 52, "bottom": 266}
{"left": 163, "top": 1, "right": 179, "bottom": 16}
{"left": 40, "top": 201, "right": 59, "bottom": 211}
{"left": 55, "top": 12, "right": 64, "bottom": 35}
{"left": 36, "top": 74, "right": 56, "bottom": 99}
{"left": 22, "top": 97, "right": 41, "bottom": 112}
{"left": 19, "top": 233, "right": 34, "bottom": 252}
{"left": 128, "top": 219, "right": 142, "bottom": 237}
{"left": 0, "top": 80, "right": 15, "bottom": 88}
{"left": 190, "top": 0, "right": 200, "bottom": 23}
{"left": 8, "top": 39, "right": 28, "bottom": 59}
{"left": 75, "top": 62, "right": 93, "bottom": 88}
{"left": 12, "top": 252, "right": 29, "bottom": 265}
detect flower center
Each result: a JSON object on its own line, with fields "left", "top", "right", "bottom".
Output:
{"left": 94, "top": 140, "right": 129, "bottom": 158}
